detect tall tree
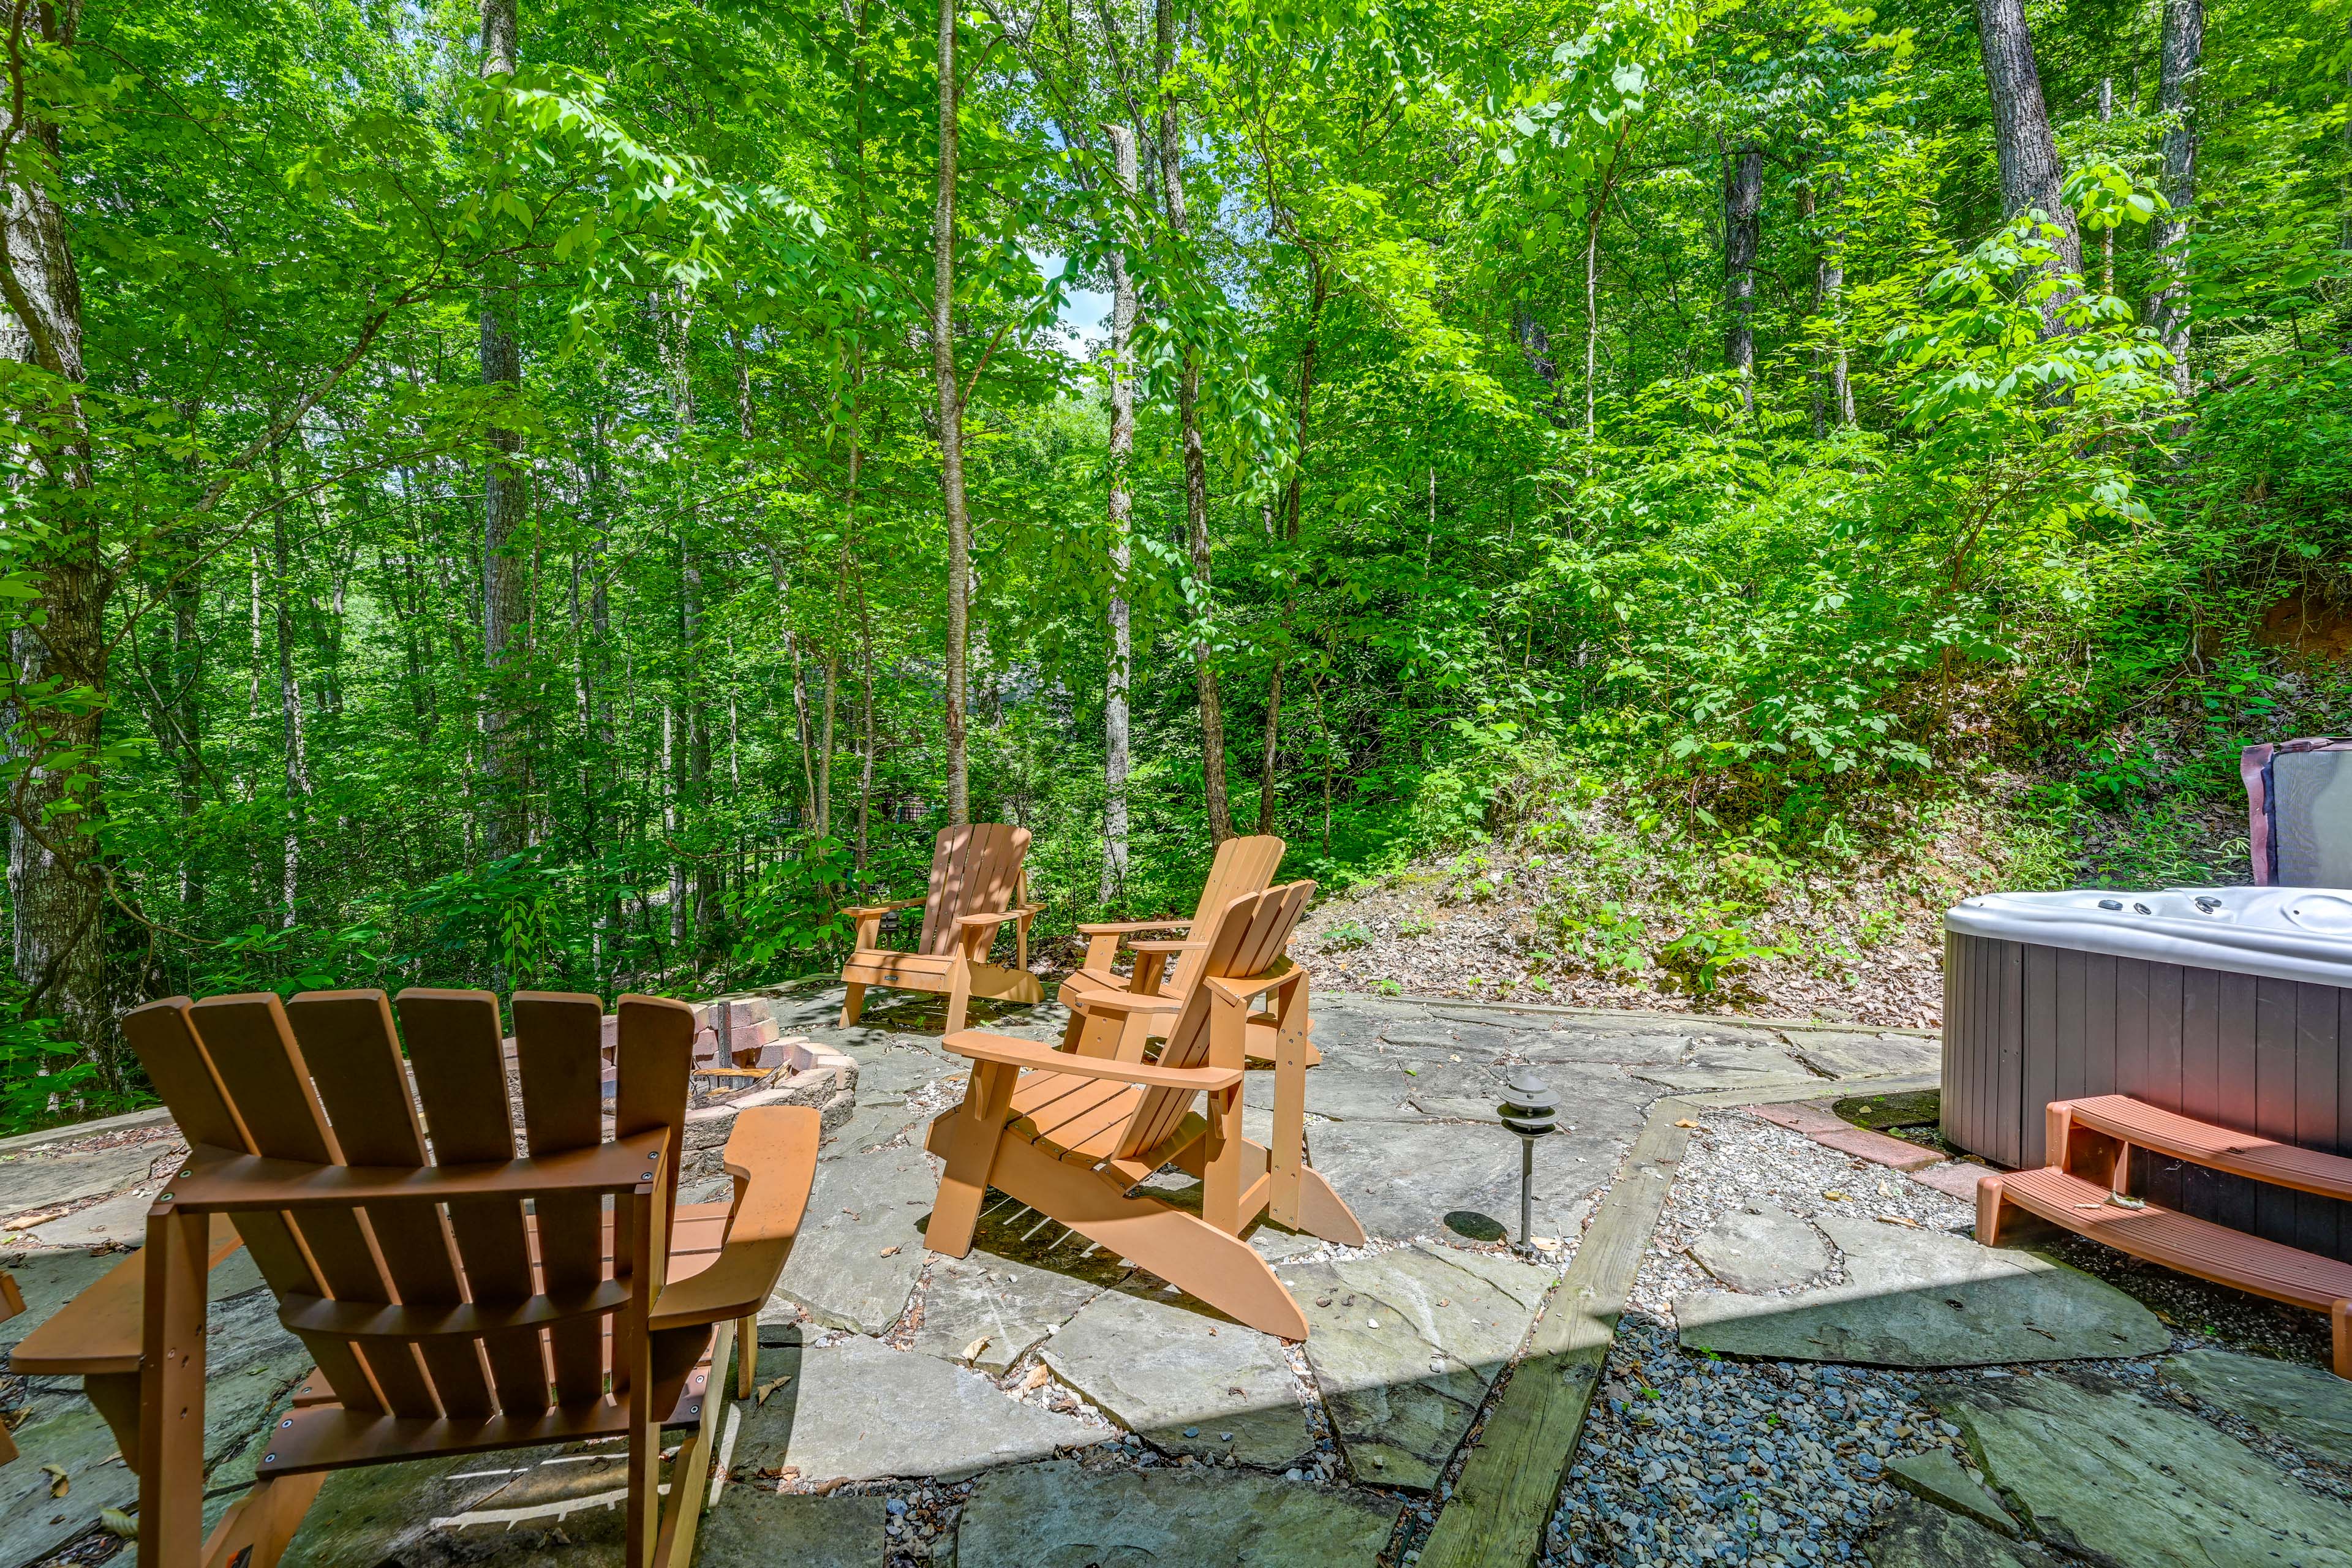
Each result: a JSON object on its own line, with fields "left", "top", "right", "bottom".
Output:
{"left": 478, "top": 0, "right": 529, "bottom": 858}
{"left": 1973, "top": 0, "right": 2084, "bottom": 319}
{"left": 0, "top": 0, "right": 108, "bottom": 1072}
{"left": 2149, "top": 0, "right": 2203, "bottom": 398}
{"left": 1257, "top": 255, "right": 1325, "bottom": 834}
{"left": 933, "top": 0, "right": 973, "bottom": 824}
{"left": 1156, "top": 0, "right": 1234, "bottom": 843}
{"left": 1102, "top": 122, "right": 1138, "bottom": 902}
{"left": 1722, "top": 143, "right": 1762, "bottom": 410}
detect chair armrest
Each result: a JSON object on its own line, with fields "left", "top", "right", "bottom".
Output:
{"left": 1060, "top": 986, "right": 1183, "bottom": 1018}
{"left": 1075, "top": 919, "right": 1194, "bottom": 937}
{"left": 648, "top": 1106, "right": 821, "bottom": 1330}
{"left": 944, "top": 1030, "right": 1242, "bottom": 1089}
{"left": 1125, "top": 939, "right": 1208, "bottom": 956}
{"left": 11, "top": 1215, "right": 246, "bottom": 1376}
{"left": 1201, "top": 961, "right": 1303, "bottom": 1010}
{"left": 841, "top": 898, "right": 924, "bottom": 918}
{"left": 955, "top": 910, "right": 1025, "bottom": 932}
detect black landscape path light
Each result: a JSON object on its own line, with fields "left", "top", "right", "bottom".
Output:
{"left": 1498, "top": 1068, "right": 1557, "bottom": 1250}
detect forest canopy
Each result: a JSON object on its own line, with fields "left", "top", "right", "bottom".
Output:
{"left": 0, "top": 0, "right": 2345, "bottom": 1128}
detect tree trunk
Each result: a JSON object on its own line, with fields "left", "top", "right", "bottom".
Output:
{"left": 853, "top": 550, "right": 877, "bottom": 882}
{"left": 2099, "top": 78, "right": 2116, "bottom": 292}
{"left": 933, "top": 0, "right": 972, "bottom": 826}
{"left": 1258, "top": 255, "right": 1324, "bottom": 837}
{"left": 1101, "top": 123, "right": 1137, "bottom": 903}
{"left": 0, "top": 25, "right": 107, "bottom": 1068}
{"left": 1975, "top": 0, "right": 2085, "bottom": 317}
{"left": 1803, "top": 183, "right": 1853, "bottom": 436}
{"left": 2149, "top": 0, "right": 2203, "bottom": 398}
{"left": 274, "top": 505, "right": 307, "bottom": 930}
{"left": 478, "top": 0, "right": 529, "bottom": 861}
{"left": 1157, "top": 0, "right": 1234, "bottom": 842}
{"left": 169, "top": 560, "right": 203, "bottom": 914}
{"left": 1722, "top": 143, "right": 1762, "bottom": 412}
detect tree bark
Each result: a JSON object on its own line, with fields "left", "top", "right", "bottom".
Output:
{"left": 1156, "top": 0, "right": 1234, "bottom": 842}
{"left": 2099, "top": 77, "right": 2116, "bottom": 292}
{"left": 1802, "top": 183, "right": 1854, "bottom": 437}
{"left": 1722, "top": 143, "right": 1762, "bottom": 412}
{"left": 0, "top": 4, "right": 111, "bottom": 1072}
{"left": 478, "top": 0, "right": 529, "bottom": 861}
{"left": 1102, "top": 123, "right": 1137, "bottom": 903}
{"left": 1257, "top": 255, "right": 1324, "bottom": 837}
{"left": 2149, "top": 0, "right": 2203, "bottom": 398}
{"left": 1974, "top": 0, "right": 2085, "bottom": 316}
{"left": 933, "top": 0, "right": 972, "bottom": 826}
{"left": 273, "top": 505, "right": 307, "bottom": 929}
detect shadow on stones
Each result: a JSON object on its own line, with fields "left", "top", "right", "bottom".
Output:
{"left": 1442, "top": 1210, "right": 1509, "bottom": 1243}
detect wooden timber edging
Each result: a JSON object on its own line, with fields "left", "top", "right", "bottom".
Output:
{"left": 1416, "top": 1070, "right": 1899, "bottom": 1568}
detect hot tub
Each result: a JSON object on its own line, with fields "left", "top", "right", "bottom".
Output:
{"left": 1943, "top": 886, "right": 2352, "bottom": 1264}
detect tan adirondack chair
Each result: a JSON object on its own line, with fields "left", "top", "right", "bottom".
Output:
{"left": 839, "top": 823, "right": 1043, "bottom": 1035}
{"left": 1061, "top": 835, "right": 1316, "bottom": 1066}
{"left": 10, "top": 989, "right": 820, "bottom": 1568}
{"left": 924, "top": 881, "right": 1363, "bottom": 1340}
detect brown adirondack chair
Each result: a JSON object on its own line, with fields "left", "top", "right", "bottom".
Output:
{"left": 10, "top": 989, "right": 819, "bottom": 1568}
{"left": 839, "top": 823, "right": 1044, "bottom": 1035}
{"left": 923, "top": 881, "right": 1363, "bottom": 1340}
{"left": 1060, "top": 834, "right": 1316, "bottom": 1067}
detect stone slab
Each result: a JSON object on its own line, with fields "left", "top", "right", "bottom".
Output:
{"left": 1687, "top": 1204, "right": 1831, "bottom": 1293}
{"left": 820, "top": 1102, "right": 926, "bottom": 1162}
{"left": 25, "top": 1188, "right": 159, "bottom": 1248}
{"left": 701, "top": 1488, "right": 886, "bottom": 1568}
{"left": 1309, "top": 1110, "right": 1627, "bottom": 1243}
{"left": 910, "top": 1252, "right": 1100, "bottom": 1374}
{"left": 1865, "top": 1496, "right": 2065, "bottom": 1568}
{"left": 1676, "top": 1218, "right": 2168, "bottom": 1367}
{"left": 2161, "top": 1348, "right": 2352, "bottom": 1467}
{"left": 1811, "top": 1125, "right": 1941, "bottom": 1172}
{"left": 0, "top": 1140, "right": 171, "bottom": 1220}
{"left": 1041, "top": 1288, "right": 1311, "bottom": 1469}
{"left": 1912, "top": 1163, "right": 1991, "bottom": 1202}
{"left": 956, "top": 1458, "right": 1398, "bottom": 1568}
{"left": 850, "top": 1041, "right": 961, "bottom": 1104}
{"left": 1633, "top": 1031, "right": 1821, "bottom": 1091}
{"left": 274, "top": 1449, "right": 568, "bottom": 1567}
{"left": 1242, "top": 1065, "right": 1423, "bottom": 1123}
{"left": 768, "top": 1145, "right": 936, "bottom": 1336}
{"left": 1886, "top": 1449, "right": 2018, "bottom": 1536}
{"left": 0, "top": 1248, "right": 122, "bottom": 1357}
{"left": 731, "top": 1335, "right": 1096, "bottom": 1482}
{"left": 0, "top": 1282, "right": 312, "bottom": 1566}
{"left": 1292, "top": 1245, "right": 1547, "bottom": 1487}
{"left": 1937, "top": 1370, "right": 2352, "bottom": 1568}
{"left": 1787, "top": 1029, "right": 1942, "bottom": 1080}
{"left": 1507, "top": 1024, "right": 1696, "bottom": 1067}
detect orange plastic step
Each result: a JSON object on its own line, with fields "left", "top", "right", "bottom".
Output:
{"left": 2061, "top": 1095, "right": 2352, "bottom": 1203}
{"left": 1982, "top": 1166, "right": 2352, "bottom": 1378}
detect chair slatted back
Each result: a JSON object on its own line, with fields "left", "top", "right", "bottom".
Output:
{"left": 1113, "top": 880, "right": 1314, "bottom": 1161}
{"left": 1188, "top": 835, "right": 1285, "bottom": 931}
{"left": 915, "top": 823, "right": 1032, "bottom": 956}
{"left": 119, "top": 988, "right": 695, "bottom": 1423}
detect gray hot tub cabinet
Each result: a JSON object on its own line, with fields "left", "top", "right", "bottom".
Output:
{"left": 1943, "top": 887, "right": 2352, "bottom": 1265}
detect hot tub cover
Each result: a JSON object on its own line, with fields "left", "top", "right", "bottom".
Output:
{"left": 1945, "top": 886, "right": 2352, "bottom": 989}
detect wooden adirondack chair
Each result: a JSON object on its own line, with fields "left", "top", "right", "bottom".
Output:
{"left": 839, "top": 823, "right": 1044, "bottom": 1035}
{"left": 10, "top": 988, "right": 819, "bottom": 1568}
{"left": 923, "top": 881, "right": 1363, "bottom": 1340}
{"left": 1060, "top": 835, "right": 1317, "bottom": 1067}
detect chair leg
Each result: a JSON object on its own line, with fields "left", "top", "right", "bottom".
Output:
{"left": 944, "top": 955, "right": 975, "bottom": 1036}
{"left": 198, "top": 1471, "right": 328, "bottom": 1568}
{"left": 652, "top": 1319, "right": 732, "bottom": 1568}
{"left": 736, "top": 1313, "right": 758, "bottom": 1398}
{"left": 2332, "top": 1300, "right": 2349, "bottom": 1382}
{"left": 986, "top": 1133, "right": 1308, "bottom": 1340}
{"left": 840, "top": 981, "right": 867, "bottom": 1028}
{"left": 139, "top": 1207, "right": 211, "bottom": 1568}
{"left": 927, "top": 1062, "right": 1016, "bottom": 1257}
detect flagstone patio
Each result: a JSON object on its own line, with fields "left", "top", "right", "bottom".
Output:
{"left": 26, "top": 984, "right": 2339, "bottom": 1568}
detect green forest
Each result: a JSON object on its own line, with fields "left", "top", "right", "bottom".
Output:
{"left": 0, "top": 0, "right": 2344, "bottom": 1129}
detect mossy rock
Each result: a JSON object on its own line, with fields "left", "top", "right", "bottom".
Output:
{"left": 1833, "top": 1087, "right": 1940, "bottom": 1131}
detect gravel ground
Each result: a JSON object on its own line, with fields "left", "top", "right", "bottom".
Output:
{"left": 1534, "top": 1109, "right": 2352, "bottom": 1567}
